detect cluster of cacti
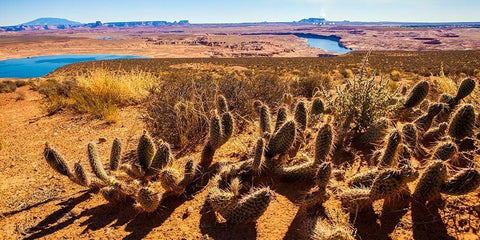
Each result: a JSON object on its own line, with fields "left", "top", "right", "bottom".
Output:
{"left": 41, "top": 75, "right": 479, "bottom": 237}
{"left": 200, "top": 95, "right": 235, "bottom": 169}
{"left": 43, "top": 95, "right": 233, "bottom": 213}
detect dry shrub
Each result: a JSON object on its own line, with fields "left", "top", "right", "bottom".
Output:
{"left": 39, "top": 68, "right": 156, "bottom": 121}
{"left": 0, "top": 81, "right": 17, "bottom": 93}
{"left": 15, "top": 91, "right": 26, "bottom": 101}
{"left": 320, "top": 55, "right": 398, "bottom": 134}
{"left": 390, "top": 70, "right": 402, "bottom": 81}
{"left": 290, "top": 73, "right": 333, "bottom": 97}
{"left": 145, "top": 71, "right": 288, "bottom": 148}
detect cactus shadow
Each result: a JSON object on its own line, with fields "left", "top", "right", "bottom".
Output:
{"left": 199, "top": 202, "right": 257, "bottom": 240}
{"left": 78, "top": 200, "right": 137, "bottom": 234}
{"left": 122, "top": 195, "right": 189, "bottom": 240}
{"left": 24, "top": 191, "right": 93, "bottom": 240}
{"left": 379, "top": 190, "right": 411, "bottom": 236}
{"left": 351, "top": 206, "right": 390, "bottom": 240}
{"left": 411, "top": 198, "right": 454, "bottom": 240}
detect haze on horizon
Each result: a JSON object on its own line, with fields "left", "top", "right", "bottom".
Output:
{"left": 0, "top": 0, "right": 479, "bottom": 26}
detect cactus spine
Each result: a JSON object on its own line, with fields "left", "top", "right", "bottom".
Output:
{"left": 137, "top": 131, "right": 156, "bottom": 172}
{"left": 369, "top": 168, "right": 418, "bottom": 200}
{"left": 347, "top": 169, "right": 379, "bottom": 188}
{"left": 221, "top": 187, "right": 273, "bottom": 224}
{"left": 454, "top": 78, "right": 476, "bottom": 103}
{"left": 441, "top": 169, "right": 480, "bottom": 195}
{"left": 74, "top": 162, "right": 91, "bottom": 187}
{"left": 310, "top": 98, "right": 325, "bottom": 116}
{"left": 413, "top": 160, "right": 447, "bottom": 202}
{"left": 109, "top": 138, "right": 122, "bottom": 171}
{"left": 314, "top": 124, "right": 333, "bottom": 164}
{"left": 252, "top": 138, "right": 265, "bottom": 172}
{"left": 260, "top": 105, "right": 272, "bottom": 135}
{"left": 266, "top": 120, "right": 296, "bottom": 158}
{"left": 377, "top": 130, "right": 402, "bottom": 168}
{"left": 448, "top": 104, "right": 476, "bottom": 140}
{"left": 413, "top": 103, "right": 443, "bottom": 132}
{"left": 43, "top": 143, "right": 73, "bottom": 177}
{"left": 137, "top": 187, "right": 161, "bottom": 212}
{"left": 87, "top": 142, "right": 109, "bottom": 181}
{"left": 403, "top": 80, "right": 429, "bottom": 109}
{"left": 294, "top": 101, "right": 308, "bottom": 132}
{"left": 432, "top": 141, "right": 457, "bottom": 161}
{"left": 151, "top": 141, "right": 172, "bottom": 170}
{"left": 274, "top": 107, "right": 288, "bottom": 133}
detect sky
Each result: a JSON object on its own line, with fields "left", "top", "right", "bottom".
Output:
{"left": 0, "top": 0, "right": 479, "bottom": 26}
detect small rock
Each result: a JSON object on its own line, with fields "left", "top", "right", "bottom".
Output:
{"left": 98, "top": 137, "right": 107, "bottom": 143}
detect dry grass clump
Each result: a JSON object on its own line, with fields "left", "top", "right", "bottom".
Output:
{"left": 145, "top": 71, "right": 288, "bottom": 148}
{"left": 39, "top": 68, "right": 157, "bottom": 122}
{"left": 290, "top": 73, "right": 333, "bottom": 97}
{"left": 0, "top": 80, "right": 28, "bottom": 93}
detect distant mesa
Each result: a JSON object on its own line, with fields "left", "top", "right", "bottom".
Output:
{"left": 0, "top": 18, "right": 190, "bottom": 32}
{"left": 298, "top": 18, "right": 327, "bottom": 25}
{"left": 21, "top": 18, "right": 82, "bottom": 26}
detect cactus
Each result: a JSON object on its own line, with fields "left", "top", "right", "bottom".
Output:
{"left": 283, "top": 93, "right": 293, "bottom": 106}
{"left": 315, "top": 162, "right": 332, "bottom": 190}
{"left": 275, "top": 158, "right": 318, "bottom": 181}
{"left": 398, "top": 144, "right": 412, "bottom": 167}
{"left": 274, "top": 107, "right": 289, "bottom": 133}
{"left": 301, "top": 189, "right": 330, "bottom": 210}
{"left": 422, "top": 122, "right": 448, "bottom": 145}
{"left": 216, "top": 94, "right": 228, "bottom": 114}
{"left": 314, "top": 124, "right": 333, "bottom": 164}
{"left": 347, "top": 169, "right": 379, "bottom": 188}
{"left": 377, "top": 130, "right": 402, "bottom": 168}
{"left": 137, "top": 131, "right": 156, "bottom": 172}
{"left": 441, "top": 169, "right": 480, "bottom": 195}
{"left": 252, "top": 138, "right": 265, "bottom": 173}
{"left": 310, "top": 98, "right": 325, "bottom": 116}
{"left": 339, "top": 187, "right": 373, "bottom": 213}
{"left": 266, "top": 120, "right": 296, "bottom": 158}
{"left": 432, "top": 141, "right": 457, "bottom": 161}
{"left": 369, "top": 168, "right": 418, "bottom": 200}
{"left": 43, "top": 143, "right": 73, "bottom": 177}
{"left": 438, "top": 93, "right": 455, "bottom": 105}
{"left": 454, "top": 78, "right": 476, "bottom": 103}
{"left": 158, "top": 168, "right": 184, "bottom": 194}
{"left": 221, "top": 187, "right": 273, "bottom": 224}
{"left": 137, "top": 187, "right": 161, "bottom": 212}
{"left": 207, "top": 187, "right": 235, "bottom": 213}
{"left": 100, "top": 186, "right": 126, "bottom": 204}
{"left": 413, "top": 103, "right": 443, "bottom": 132}
{"left": 200, "top": 110, "right": 235, "bottom": 168}
{"left": 358, "top": 118, "right": 389, "bottom": 146}
{"left": 413, "top": 160, "right": 447, "bottom": 203}
{"left": 87, "top": 142, "right": 109, "bottom": 181}
{"left": 109, "top": 138, "right": 122, "bottom": 171}
{"left": 294, "top": 101, "right": 308, "bottom": 132}
{"left": 305, "top": 216, "right": 354, "bottom": 240}
{"left": 448, "top": 104, "right": 476, "bottom": 140}
{"left": 182, "top": 158, "right": 197, "bottom": 184}
{"left": 151, "top": 141, "right": 173, "bottom": 170}
{"left": 260, "top": 105, "right": 272, "bottom": 135}
{"left": 401, "top": 123, "right": 417, "bottom": 151}
{"left": 403, "top": 80, "right": 429, "bottom": 109}
{"left": 74, "top": 162, "right": 91, "bottom": 187}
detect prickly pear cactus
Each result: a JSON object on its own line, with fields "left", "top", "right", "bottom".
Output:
{"left": 266, "top": 120, "right": 296, "bottom": 158}
{"left": 221, "top": 187, "right": 273, "bottom": 224}
{"left": 448, "top": 104, "right": 476, "bottom": 140}
{"left": 403, "top": 80, "right": 429, "bottom": 109}
{"left": 314, "top": 124, "right": 333, "bottom": 164}
{"left": 137, "top": 131, "right": 156, "bottom": 172}
{"left": 137, "top": 187, "right": 161, "bottom": 212}
{"left": 109, "top": 138, "right": 122, "bottom": 171}
{"left": 413, "top": 160, "right": 447, "bottom": 203}
{"left": 43, "top": 143, "right": 73, "bottom": 177}
{"left": 441, "top": 169, "right": 480, "bottom": 195}
{"left": 87, "top": 142, "right": 109, "bottom": 181}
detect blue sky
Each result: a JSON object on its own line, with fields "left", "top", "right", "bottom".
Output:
{"left": 0, "top": 0, "right": 479, "bottom": 26}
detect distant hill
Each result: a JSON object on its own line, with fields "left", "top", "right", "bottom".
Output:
{"left": 21, "top": 18, "right": 82, "bottom": 26}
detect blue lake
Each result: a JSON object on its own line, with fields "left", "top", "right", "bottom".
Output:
{"left": 304, "top": 37, "right": 352, "bottom": 54}
{"left": 0, "top": 54, "right": 145, "bottom": 78}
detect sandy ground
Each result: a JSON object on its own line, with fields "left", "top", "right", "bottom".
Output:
{"left": 0, "top": 86, "right": 479, "bottom": 239}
